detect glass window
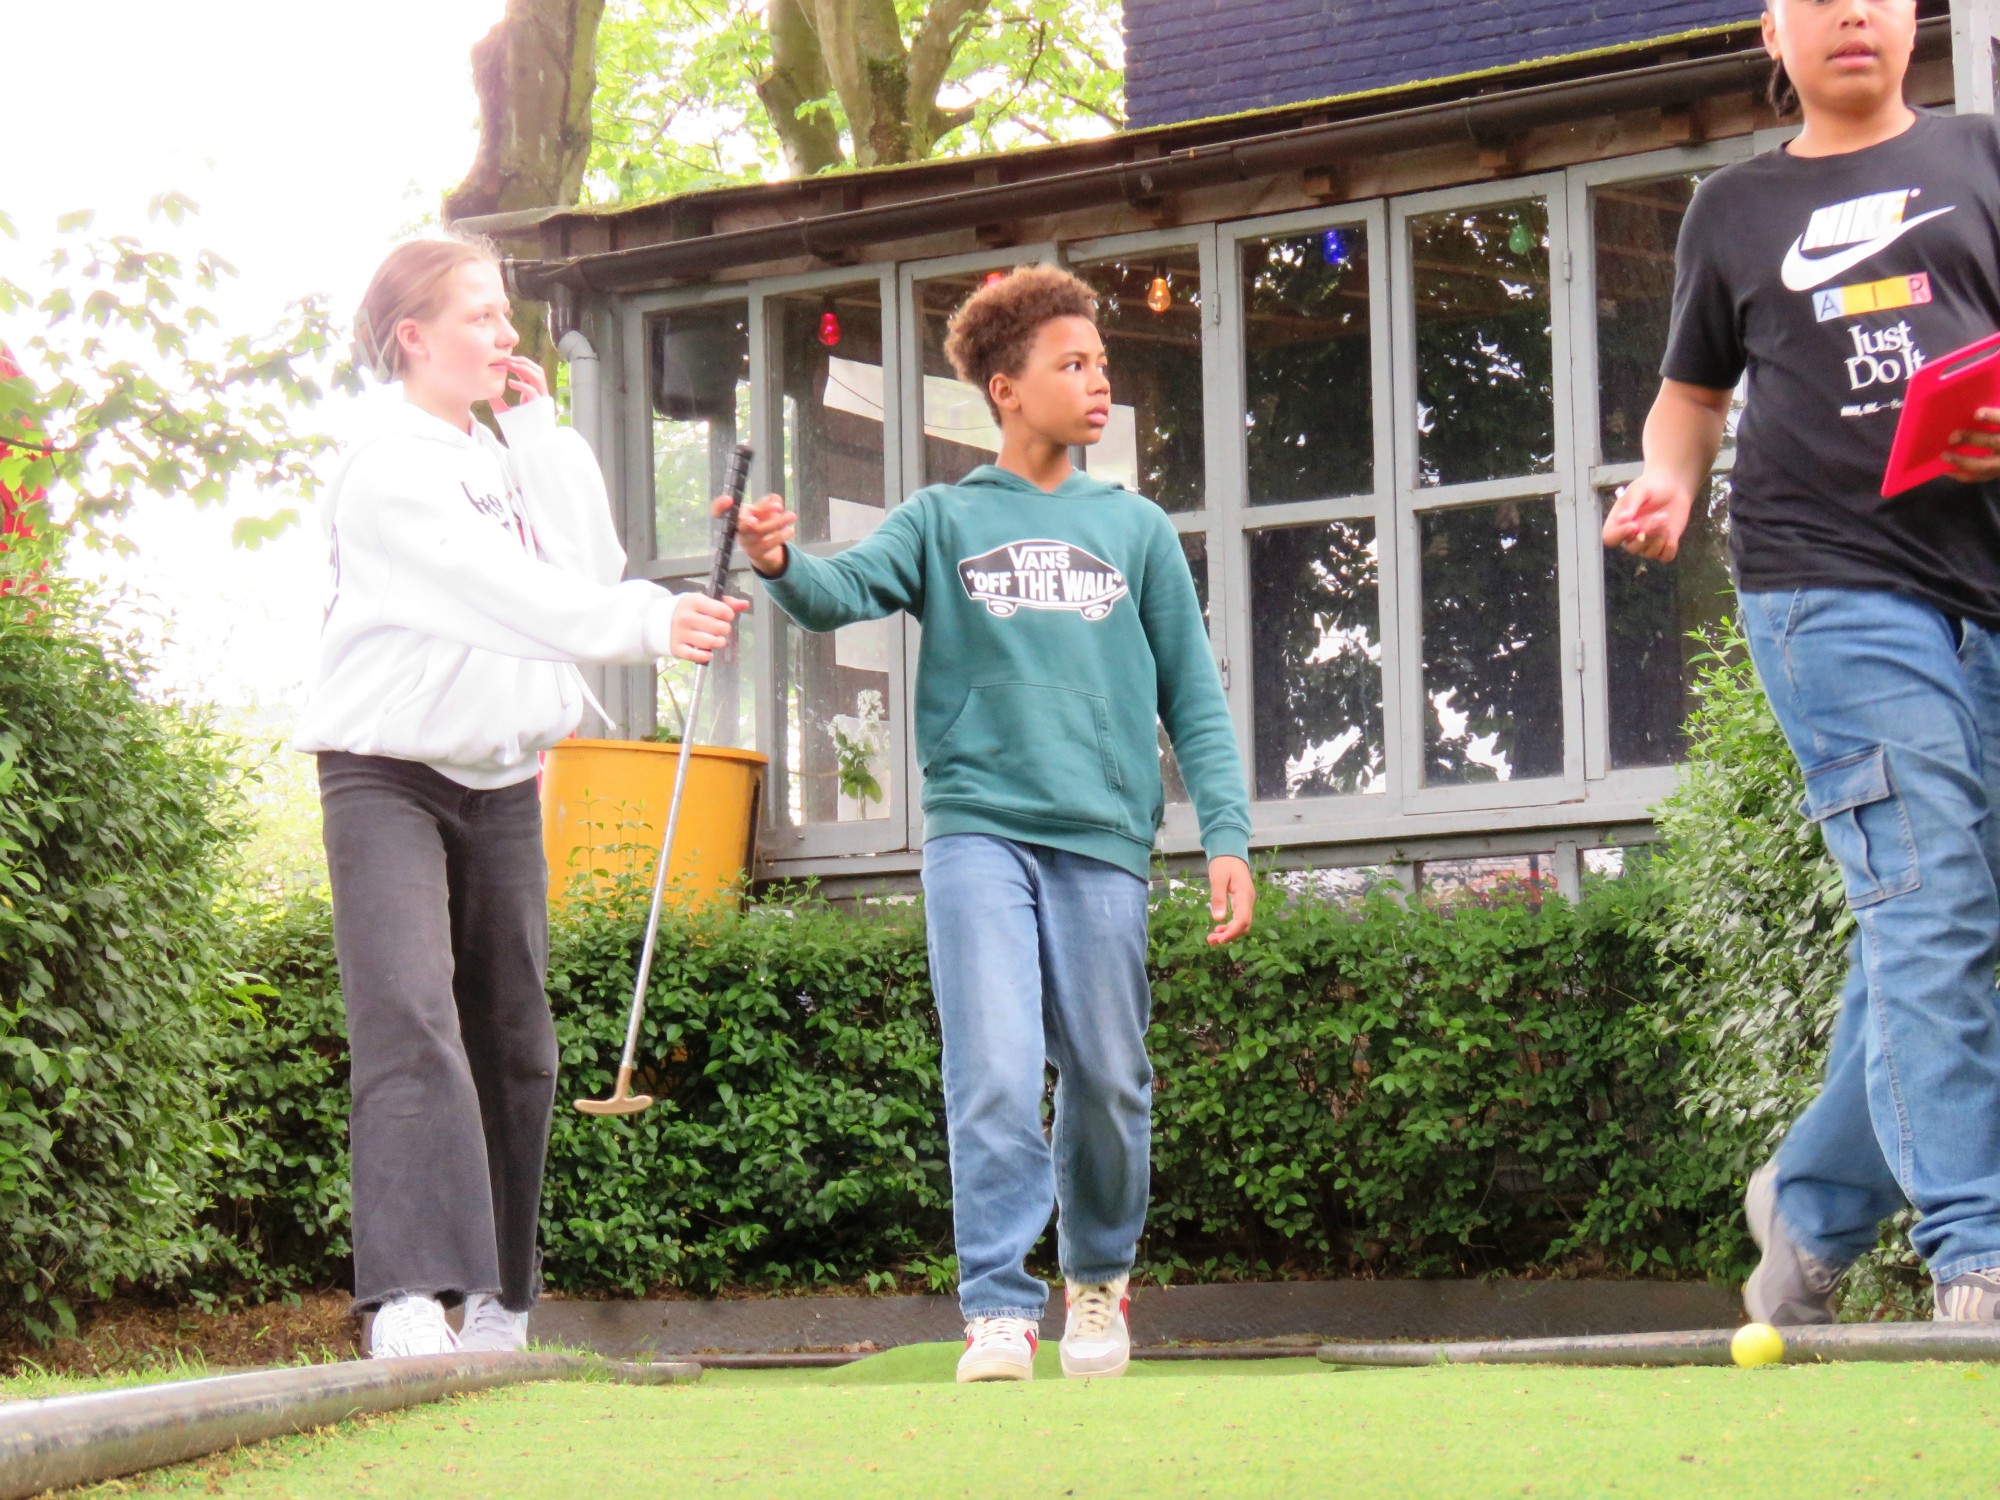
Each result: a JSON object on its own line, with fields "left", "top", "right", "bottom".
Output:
{"left": 916, "top": 270, "right": 1006, "bottom": 485}
{"left": 773, "top": 614, "right": 895, "bottom": 827}
{"left": 1411, "top": 200, "right": 1553, "bottom": 487}
{"left": 1593, "top": 173, "right": 1703, "bottom": 466}
{"left": 1421, "top": 852, "right": 1558, "bottom": 899}
{"left": 1072, "top": 249, "right": 1205, "bottom": 512}
{"left": 1584, "top": 844, "right": 1656, "bottom": 883}
{"left": 1161, "top": 532, "right": 1210, "bottom": 806}
{"left": 1274, "top": 865, "right": 1400, "bottom": 901}
{"left": 1249, "top": 521, "right": 1386, "bottom": 800}
{"left": 1600, "top": 477, "right": 1734, "bottom": 769}
{"left": 657, "top": 574, "right": 759, "bottom": 751}
{"left": 1420, "top": 499, "right": 1563, "bottom": 786}
{"left": 1242, "top": 224, "right": 1373, "bottom": 504}
{"left": 771, "top": 285, "right": 887, "bottom": 546}
{"left": 650, "top": 304, "right": 750, "bottom": 561}
{"left": 1584, "top": 847, "right": 1625, "bottom": 880}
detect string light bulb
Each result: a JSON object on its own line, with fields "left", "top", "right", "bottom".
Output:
{"left": 1508, "top": 218, "right": 1535, "bottom": 257}
{"left": 983, "top": 270, "right": 1007, "bottom": 287}
{"left": 817, "top": 301, "right": 842, "bottom": 348}
{"left": 1319, "top": 227, "right": 1350, "bottom": 268}
{"left": 1146, "top": 265, "right": 1172, "bottom": 314}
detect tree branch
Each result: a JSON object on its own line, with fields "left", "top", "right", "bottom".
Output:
{"left": 907, "top": 0, "right": 993, "bottom": 117}
{"left": 757, "top": 0, "right": 846, "bottom": 177}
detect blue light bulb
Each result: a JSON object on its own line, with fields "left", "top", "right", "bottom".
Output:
{"left": 1319, "top": 227, "right": 1349, "bottom": 267}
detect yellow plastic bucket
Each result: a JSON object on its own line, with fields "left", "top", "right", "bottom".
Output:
{"left": 540, "top": 739, "right": 767, "bottom": 908}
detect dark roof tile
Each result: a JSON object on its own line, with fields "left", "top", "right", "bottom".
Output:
{"left": 1124, "top": 0, "right": 1757, "bottom": 126}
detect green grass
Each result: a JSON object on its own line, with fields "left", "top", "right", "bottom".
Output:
{"left": 73, "top": 1345, "right": 2000, "bottom": 1498}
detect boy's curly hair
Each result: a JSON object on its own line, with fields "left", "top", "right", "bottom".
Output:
{"left": 943, "top": 265, "right": 1099, "bottom": 419}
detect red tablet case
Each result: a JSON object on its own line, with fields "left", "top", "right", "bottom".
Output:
{"left": 1882, "top": 328, "right": 2000, "bottom": 499}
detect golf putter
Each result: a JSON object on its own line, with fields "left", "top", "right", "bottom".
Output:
{"left": 577, "top": 441, "right": 754, "bottom": 1117}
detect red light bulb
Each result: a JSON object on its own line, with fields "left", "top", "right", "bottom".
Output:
{"left": 818, "top": 308, "right": 841, "bottom": 347}
{"left": 983, "top": 270, "right": 1007, "bottom": 287}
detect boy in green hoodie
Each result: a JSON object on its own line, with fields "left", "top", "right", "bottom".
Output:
{"left": 735, "top": 265, "right": 1253, "bottom": 1382}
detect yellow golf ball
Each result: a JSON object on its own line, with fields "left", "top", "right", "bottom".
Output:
{"left": 1732, "top": 1322, "right": 1786, "bottom": 1368}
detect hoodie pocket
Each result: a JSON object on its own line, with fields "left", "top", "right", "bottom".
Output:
{"left": 925, "top": 682, "right": 1130, "bottom": 836}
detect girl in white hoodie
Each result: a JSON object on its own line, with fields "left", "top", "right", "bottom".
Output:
{"left": 296, "top": 238, "right": 741, "bottom": 1357}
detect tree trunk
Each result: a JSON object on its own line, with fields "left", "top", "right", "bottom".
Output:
{"left": 758, "top": 0, "right": 846, "bottom": 177}
{"left": 806, "top": 0, "right": 992, "bottom": 168}
{"left": 445, "top": 0, "right": 607, "bottom": 377}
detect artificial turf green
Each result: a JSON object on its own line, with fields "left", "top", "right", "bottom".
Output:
{"left": 87, "top": 1347, "right": 2000, "bottom": 1498}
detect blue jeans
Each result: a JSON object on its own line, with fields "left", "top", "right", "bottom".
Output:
{"left": 920, "top": 834, "right": 1154, "bottom": 1320}
{"left": 1741, "top": 588, "right": 2000, "bottom": 1283}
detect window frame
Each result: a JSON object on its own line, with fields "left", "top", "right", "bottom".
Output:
{"left": 758, "top": 262, "right": 910, "bottom": 859}
{"left": 1563, "top": 138, "right": 1754, "bottom": 793}
{"left": 1061, "top": 223, "right": 1227, "bottom": 851}
{"left": 594, "top": 139, "right": 1786, "bottom": 881}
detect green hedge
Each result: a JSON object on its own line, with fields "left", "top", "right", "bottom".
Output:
{"left": 0, "top": 578, "right": 251, "bottom": 1338}
{"left": 209, "top": 868, "right": 1740, "bottom": 1299}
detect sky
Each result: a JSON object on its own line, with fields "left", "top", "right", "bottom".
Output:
{"left": 3, "top": 0, "right": 509, "bottom": 721}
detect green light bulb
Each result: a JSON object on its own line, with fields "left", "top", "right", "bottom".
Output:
{"left": 1508, "top": 219, "right": 1534, "bottom": 257}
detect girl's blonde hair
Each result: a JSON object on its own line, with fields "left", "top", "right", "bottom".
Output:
{"left": 353, "top": 236, "right": 500, "bottom": 380}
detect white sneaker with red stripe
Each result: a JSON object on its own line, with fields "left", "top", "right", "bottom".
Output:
{"left": 957, "top": 1316, "right": 1039, "bottom": 1382}
{"left": 1060, "top": 1275, "right": 1131, "bottom": 1378}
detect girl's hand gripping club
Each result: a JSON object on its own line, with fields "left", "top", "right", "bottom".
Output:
{"left": 577, "top": 442, "right": 753, "bottom": 1118}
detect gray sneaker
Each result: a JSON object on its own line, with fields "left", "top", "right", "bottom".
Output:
{"left": 1934, "top": 1270, "right": 2000, "bottom": 1321}
{"left": 1743, "top": 1161, "right": 1841, "bottom": 1325}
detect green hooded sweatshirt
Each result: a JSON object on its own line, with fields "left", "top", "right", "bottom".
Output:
{"left": 757, "top": 464, "right": 1251, "bottom": 879}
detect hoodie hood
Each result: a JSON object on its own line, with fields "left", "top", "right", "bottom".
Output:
{"left": 953, "top": 463, "right": 1131, "bottom": 501}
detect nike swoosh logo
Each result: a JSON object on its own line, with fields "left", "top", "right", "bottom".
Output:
{"left": 1780, "top": 206, "right": 1956, "bottom": 291}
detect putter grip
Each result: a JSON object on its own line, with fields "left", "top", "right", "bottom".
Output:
{"left": 706, "top": 443, "right": 754, "bottom": 601}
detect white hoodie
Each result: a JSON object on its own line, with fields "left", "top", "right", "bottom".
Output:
{"left": 294, "top": 391, "right": 682, "bottom": 789}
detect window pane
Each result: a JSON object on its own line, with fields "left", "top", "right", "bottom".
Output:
{"left": 773, "top": 612, "right": 894, "bottom": 827}
{"left": 1242, "top": 225, "right": 1373, "bottom": 504}
{"left": 1594, "top": 173, "right": 1703, "bottom": 465}
{"left": 1421, "top": 499, "right": 1562, "bottom": 785}
{"left": 1411, "top": 201, "right": 1553, "bottom": 487}
{"left": 772, "top": 286, "right": 887, "bottom": 545}
{"left": 1161, "top": 532, "right": 1210, "bottom": 805}
{"left": 1072, "top": 250, "right": 1205, "bottom": 512}
{"left": 1249, "top": 521, "right": 1386, "bottom": 800}
{"left": 651, "top": 304, "right": 750, "bottom": 561}
{"left": 917, "top": 270, "right": 1005, "bottom": 486}
{"left": 1275, "top": 865, "right": 1400, "bottom": 901}
{"left": 657, "top": 573, "right": 758, "bottom": 751}
{"left": 1601, "top": 477, "right": 1735, "bottom": 769}
{"left": 1421, "top": 852, "right": 1558, "bottom": 900}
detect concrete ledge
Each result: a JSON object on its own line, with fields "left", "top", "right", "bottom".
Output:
{"left": 530, "top": 1279, "right": 1740, "bottom": 1359}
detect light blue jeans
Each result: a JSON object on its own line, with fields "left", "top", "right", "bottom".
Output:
{"left": 1741, "top": 587, "right": 2000, "bottom": 1283}
{"left": 920, "top": 833, "right": 1154, "bottom": 1320}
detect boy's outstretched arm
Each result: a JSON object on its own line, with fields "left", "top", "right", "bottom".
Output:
{"left": 730, "top": 493, "right": 796, "bottom": 575}
{"left": 720, "top": 492, "right": 929, "bottom": 630}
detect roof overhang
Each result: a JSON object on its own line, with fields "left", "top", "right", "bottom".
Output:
{"left": 490, "top": 7, "right": 1951, "bottom": 300}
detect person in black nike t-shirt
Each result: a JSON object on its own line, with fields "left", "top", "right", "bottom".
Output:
{"left": 1604, "top": 0, "right": 2000, "bottom": 1325}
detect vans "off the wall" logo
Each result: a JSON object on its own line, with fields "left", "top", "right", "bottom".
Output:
{"left": 958, "top": 539, "right": 1128, "bottom": 622}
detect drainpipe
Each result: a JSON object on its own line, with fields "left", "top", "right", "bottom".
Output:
{"left": 557, "top": 328, "right": 601, "bottom": 459}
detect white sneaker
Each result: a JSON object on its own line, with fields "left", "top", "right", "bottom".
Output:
{"left": 459, "top": 1292, "right": 531, "bottom": 1352}
{"left": 957, "top": 1316, "right": 1038, "bottom": 1382}
{"left": 368, "top": 1294, "right": 460, "bottom": 1359}
{"left": 1060, "top": 1276, "right": 1130, "bottom": 1378}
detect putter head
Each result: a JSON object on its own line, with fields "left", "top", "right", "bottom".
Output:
{"left": 576, "top": 1092, "right": 654, "bottom": 1117}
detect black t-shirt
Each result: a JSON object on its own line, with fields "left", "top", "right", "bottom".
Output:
{"left": 1663, "top": 109, "right": 2000, "bottom": 626}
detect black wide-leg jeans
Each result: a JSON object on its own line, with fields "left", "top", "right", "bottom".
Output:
{"left": 317, "top": 751, "right": 557, "bottom": 1314}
